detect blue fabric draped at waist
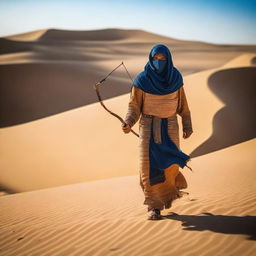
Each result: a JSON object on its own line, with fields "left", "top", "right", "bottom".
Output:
{"left": 148, "top": 117, "right": 191, "bottom": 186}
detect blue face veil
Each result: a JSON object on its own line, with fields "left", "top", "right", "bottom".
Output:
{"left": 133, "top": 44, "right": 183, "bottom": 95}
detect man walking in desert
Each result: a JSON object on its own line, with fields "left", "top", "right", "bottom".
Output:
{"left": 122, "top": 44, "right": 193, "bottom": 220}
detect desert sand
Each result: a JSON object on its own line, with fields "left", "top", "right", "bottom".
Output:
{"left": 0, "top": 138, "right": 255, "bottom": 255}
{"left": 0, "top": 29, "right": 256, "bottom": 255}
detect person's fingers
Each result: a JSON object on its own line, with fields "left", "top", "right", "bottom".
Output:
{"left": 122, "top": 125, "right": 130, "bottom": 130}
{"left": 122, "top": 123, "right": 130, "bottom": 128}
{"left": 183, "top": 130, "right": 193, "bottom": 139}
{"left": 122, "top": 123, "right": 131, "bottom": 133}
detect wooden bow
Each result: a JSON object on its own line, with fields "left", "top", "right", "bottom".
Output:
{"left": 93, "top": 62, "right": 139, "bottom": 138}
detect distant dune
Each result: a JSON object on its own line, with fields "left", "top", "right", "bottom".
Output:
{"left": 5, "top": 28, "right": 178, "bottom": 42}
{"left": 1, "top": 28, "right": 256, "bottom": 128}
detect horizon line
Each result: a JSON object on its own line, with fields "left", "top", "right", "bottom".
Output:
{"left": 1, "top": 27, "right": 255, "bottom": 47}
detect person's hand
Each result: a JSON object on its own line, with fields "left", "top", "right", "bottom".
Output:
{"left": 183, "top": 129, "right": 193, "bottom": 139}
{"left": 122, "top": 122, "right": 131, "bottom": 134}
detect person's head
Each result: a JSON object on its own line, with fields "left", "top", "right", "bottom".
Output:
{"left": 149, "top": 45, "right": 172, "bottom": 74}
{"left": 133, "top": 44, "right": 183, "bottom": 94}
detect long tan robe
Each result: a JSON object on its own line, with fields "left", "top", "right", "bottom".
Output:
{"left": 124, "top": 86, "right": 193, "bottom": 211}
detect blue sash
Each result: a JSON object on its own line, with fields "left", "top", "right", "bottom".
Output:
{"left": 149, "top": 118, "right": 191, "bottom": 186}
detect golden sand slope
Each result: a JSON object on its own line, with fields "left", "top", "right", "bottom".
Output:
{"left": 0, "top": 138, "right": 255, "bottom": 256}
{"left": 0, "top": 53, "right": 255, "bottom": 192}
{"left": 180, "top": 53, "right": 256, "bottom": 157}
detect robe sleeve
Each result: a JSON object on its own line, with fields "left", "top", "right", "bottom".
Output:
{"left": 177, "top": 86, "right": 193, "bottom": 132}
{"left": 124, "top": 86, "right": 143, "bottom": 128}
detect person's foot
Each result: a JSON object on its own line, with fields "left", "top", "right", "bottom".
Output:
{"left": 147, "top": 209, "right": 162, "bottom": 220}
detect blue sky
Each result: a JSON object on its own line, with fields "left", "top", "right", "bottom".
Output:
{"left": 0, "top": 0, "right": 255, "bottom": 44}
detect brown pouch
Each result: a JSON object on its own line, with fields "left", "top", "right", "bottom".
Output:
{"left": 152, "top": 116, "right": 162, "bottom": 144}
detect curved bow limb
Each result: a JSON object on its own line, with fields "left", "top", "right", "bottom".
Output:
{"left": 94, "top": 79, "right": 139, "bottom": 138}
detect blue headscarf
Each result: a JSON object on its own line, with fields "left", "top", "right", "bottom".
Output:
{"left": 133, "top": 44, "right": 183, "bottom": 95}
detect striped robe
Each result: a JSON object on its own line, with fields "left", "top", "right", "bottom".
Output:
{"left": 124, "top": 86, "right": 193, "bottom": 211}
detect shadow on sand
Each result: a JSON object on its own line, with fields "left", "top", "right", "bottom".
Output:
{"left": 163, "top": 212, "right": 256, "bottom": 240}
{"left": 0, "top": 63, "right": 131, "bottom": 128}
{"left": 0, "top": 184, "right": 17, "bottom": 195}
{"left": 190, "top": 67, "right": 256, "bottom": 158}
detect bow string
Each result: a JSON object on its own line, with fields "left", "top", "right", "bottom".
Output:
{"left": 93, "top": 61, "right": 139, "bottom": 138}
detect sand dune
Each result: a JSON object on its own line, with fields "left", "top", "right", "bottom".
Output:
{"left": 4, "top": 29, "right": 47, "bottom": 41}
{"left": 38, "top": 28, "right": 177, "bottom": 42}
{"left": 1, "top": 29, "right": 256, "bottom": 128}
{"left": 0, "top": 138, "right": 255, "bottom": 256}
{"left": 181, "top": 54, "right": 256, "bottom": 157}
{"left": 0, "top": 62, "right": 131, "bottom": 127}
{"left": 5, "top": 28, "right": 178, "bottom": 42}
{"left": 0, "top": 53, "right": 255, "bottom": 193}
{"left": 0, "top": 28, "right": 256, "bottom": 255}
{"left": 192, "top": 66, "right": 256, "bottom": 156}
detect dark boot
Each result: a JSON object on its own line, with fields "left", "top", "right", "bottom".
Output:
{"left": 147, "top": 208, "right": 162, "bottom": 220}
